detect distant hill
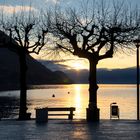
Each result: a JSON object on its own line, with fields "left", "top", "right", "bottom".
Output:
{"left": 0, "top": 47, "right": 73, "bottom": 91}
{"left": 64, "top": 68, "right": 140, "bottom": 84}
{"left": 97, "top": 68, "right": 139, "bottom": 84}
{"left": 39, "top": 60, "right": 140, "bottom": 84}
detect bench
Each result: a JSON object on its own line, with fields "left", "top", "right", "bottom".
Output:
{"left": 47, "top": 107, "right": 76, "bottom": 120}
{"left": 35, "top": 107, "right": 76, "bottom": 123}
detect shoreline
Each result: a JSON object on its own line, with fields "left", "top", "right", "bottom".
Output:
{"left": 0, "top": 83, "right": 138, "bottom": 92}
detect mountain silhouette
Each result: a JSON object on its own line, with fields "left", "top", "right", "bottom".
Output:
{"left": 39, "top": 60, "right": 140, "bottom": 84}
{"left": 64, "top": 68, "right": 140, "bottom": 84}
{"left": 0, "top": 47, "right": 72, "bottom": 91}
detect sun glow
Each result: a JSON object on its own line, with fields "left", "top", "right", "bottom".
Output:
{"left": 72, "top": 62, "right": 84, "bottom": 70}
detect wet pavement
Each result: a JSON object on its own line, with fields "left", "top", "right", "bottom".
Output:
{"left": 0, "top": 119, "right": 140, "bottom": 140}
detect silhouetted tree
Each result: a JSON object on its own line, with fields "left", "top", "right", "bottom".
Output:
{"left": 1, "top": 10, "right": 47, "bottom": 120}
{"left": 44, "top": 1, "right": 140, "bottom": 121}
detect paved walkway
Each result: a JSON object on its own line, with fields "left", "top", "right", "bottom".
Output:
{"left": 0, "top": 119, "right": 140, "bottom": 140}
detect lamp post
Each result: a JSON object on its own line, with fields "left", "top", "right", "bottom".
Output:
{"left": 134, "top": 38, "right": 140, "bottom": 120}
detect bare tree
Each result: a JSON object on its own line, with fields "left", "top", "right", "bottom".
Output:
{"left": 44, "top": 1, "right": 140, "bottom": 121}
{"left": 1, "top": 10, "right": 47, "bottom": 120}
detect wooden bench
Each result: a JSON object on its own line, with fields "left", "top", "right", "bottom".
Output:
{"left": 47, "top": 107, "right": 76, "bottom": 120}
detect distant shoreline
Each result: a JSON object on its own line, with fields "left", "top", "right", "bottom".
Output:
{"left": 0, "top": 83, "right": 138, "bottom": 92}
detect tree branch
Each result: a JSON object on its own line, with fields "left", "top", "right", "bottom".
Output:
{"left": 99, "top": 32, "right": 114, "bottom": 60}
{"left": 56, "top": 43, "right": 73, "bottom": 54}
{"left": 14, "top": 26, "right": 23, "bottom": 47}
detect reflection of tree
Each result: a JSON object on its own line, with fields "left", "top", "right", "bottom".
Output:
{"left": 1, "top": 11, "right": 47, "bottom": 120}
{"left": 44, "top": 1, "right": 140, "bottom": 121}
{"left": 0, "top": 96, "right": 19, "bottom": 118}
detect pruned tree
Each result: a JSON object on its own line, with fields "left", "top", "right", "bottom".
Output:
{"left": 1, "top": 10, "right": 47, "bottom": 120}
{"left": 44, "top": 0, "right": 140, "bottom": 121}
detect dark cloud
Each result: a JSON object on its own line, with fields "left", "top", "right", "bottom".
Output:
{"left": 49, "top": 58, "right": 84, "bottom": 63}
{"left": 46, "top": 59, "right": 75, "bottom": 63}
{"left": 0, "top": 0, "right": 46, "bottom": 10}
{"left": 38, "top": 58, "right": 86, "bottom": 71}
{"left": 0, "top": 0, "right": 33, "bottom": 6}
{"left": 38, "top": 59, "right": 72, "bottom": 71}
{"left": 0, "top": 0, "right": 139, "bottom": 8}
{"left": 0, "top": 0, "right": 139, "bottom": 15}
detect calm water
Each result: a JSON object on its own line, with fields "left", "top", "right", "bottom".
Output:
{"left": 0, "top": 84, "right": 138, "bottom": 119}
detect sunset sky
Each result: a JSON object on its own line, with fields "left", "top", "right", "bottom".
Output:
{"left": 0, "top": 0, "right": 140, "bottom": 70}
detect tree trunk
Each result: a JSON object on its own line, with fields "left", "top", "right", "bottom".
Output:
{"left": 18, "top": 48, "right": 30, "bottom": 120}
{"left": 88, "top": 59, "right": 98, "bottom": 108}
{"left": 86, "top": 59, "right": 100, "bottom": 121}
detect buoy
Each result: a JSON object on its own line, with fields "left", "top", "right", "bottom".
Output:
{"left": 52, "top": 94, "right": 55, "bottom": 97}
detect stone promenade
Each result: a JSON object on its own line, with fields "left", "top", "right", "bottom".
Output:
{"left": 0, "top": 119, "right": 140, "bottom": 140}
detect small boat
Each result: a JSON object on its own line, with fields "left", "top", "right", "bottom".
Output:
{"left": 52, "top": 94, "right": 55, "bottom": 97}
{"left": 68, "top": 92, "right": 70, "bottom": 94}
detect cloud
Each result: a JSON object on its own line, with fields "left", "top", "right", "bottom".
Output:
{"left": 45, "top": 0, "right": 60, "bottom": 4}
{"left": 45, "top": 0, "right": 61, "bottom": 5}
{"left": 44, "top": 0, "right": 79, "bottom": 8}
{"left": 38, "top": 60, "right": 71, "bottom": 71}
{"left": 48, "top": 59, "right": 76, "bottom": 63}
{"left": 37, "top": 57, "right": 88, "bottom": 71}
{"left": 0, "top": 5, "right": 37, "bottom": 14}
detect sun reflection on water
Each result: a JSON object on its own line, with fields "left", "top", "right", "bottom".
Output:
{"left": 74, "top": 85, "right": 83, "bottom": 117}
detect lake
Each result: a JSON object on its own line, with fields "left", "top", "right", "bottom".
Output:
{"left": 0, "top": 84, "right": 138, "bottom": 119}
